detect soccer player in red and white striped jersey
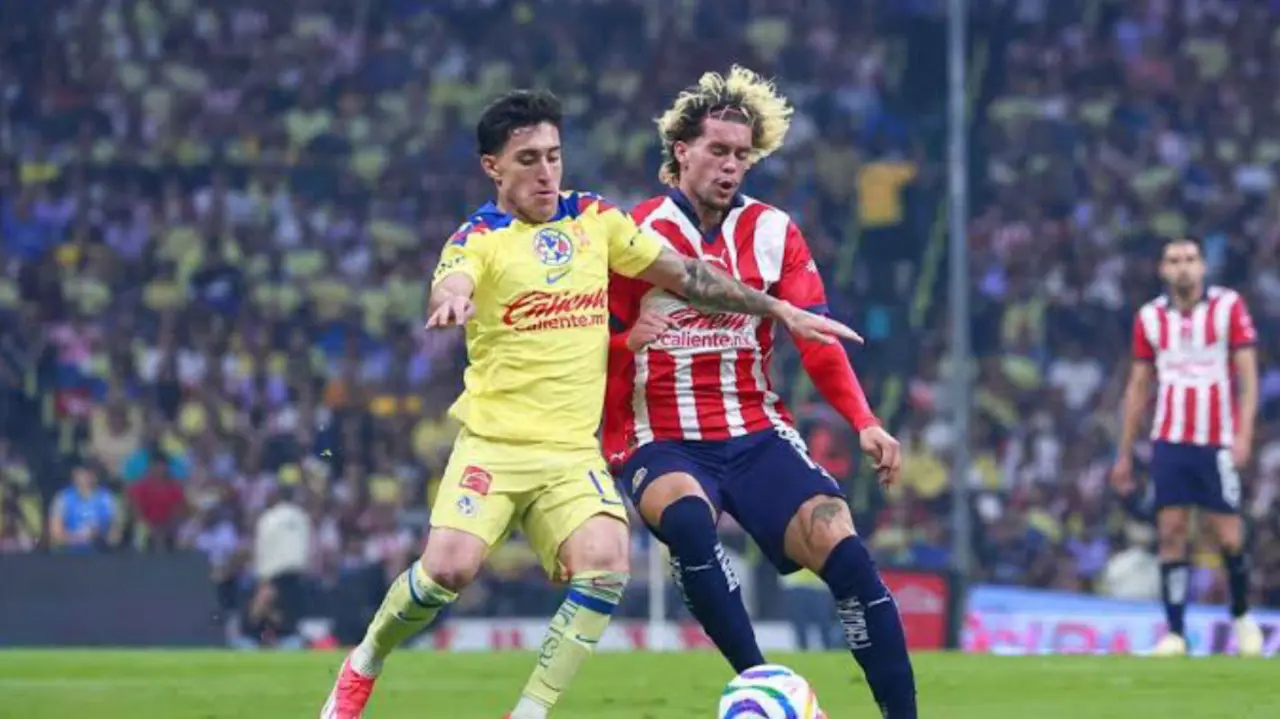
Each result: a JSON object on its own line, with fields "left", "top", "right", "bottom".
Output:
{"left": 603, "top": 67, "right": 916, "bottom": 718}
{"left": 1111, "top": 236, "right": 1263, "bottom": 657}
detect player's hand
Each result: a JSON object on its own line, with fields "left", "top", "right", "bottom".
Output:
{"left": 626, "top": 309, "right": 676, "bottom": 352}
{"left": 860, "top": 425, "right": 901, "bottom": 487}
{"left": 425, "top": 296, "right": 475, "bottom": 329}
{"left": 1233, "top": 442, "right": 1252, "bottom": 470}
{"left": 1109, "top": 456, "right": 1135, "bottom": 496}
{"left": 775, "top": 302, "right": 863, "bottom": 345}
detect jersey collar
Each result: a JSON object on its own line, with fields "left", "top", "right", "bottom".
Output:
{"left": 472, "top": 196, "right": 575, "bottom": 229}
{"left": 1162, "top": 286, "right": 1209, "bottom": 313}
{"left": 666, "top": 188, "right": 745, "bottom": 245}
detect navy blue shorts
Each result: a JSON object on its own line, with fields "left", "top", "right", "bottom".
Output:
{"left": 1150, "top": 440, "right": 1242, "bottom": 514}
{"left": 620, "top": 427, "right": 846, "bottom": 575}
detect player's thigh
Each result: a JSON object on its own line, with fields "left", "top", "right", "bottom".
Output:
{"left": 428, "top": 432, "right": 523, "bottom": 583}
{"left": 523, "top": 453, "right": 631, "bottom": 580}
{"left": 725, "top": 428, "right": 848, "bottom": 575}
{"left": 1150, "top": 441, "right": 1198, "bottom": 516}
{"left": 620, "top": 441, "right": 722, "bottom": 532}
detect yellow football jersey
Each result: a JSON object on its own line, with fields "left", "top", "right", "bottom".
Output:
{"left": 431, "top": 191, "right": 663, "bottom": 450}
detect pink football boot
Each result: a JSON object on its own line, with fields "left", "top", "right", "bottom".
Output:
{"left": 319, "top": 656, "right": 376, "bottom": 719}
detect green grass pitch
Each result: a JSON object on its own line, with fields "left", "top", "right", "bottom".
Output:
{"left": 0, "top": 650, "right": 1275, "bottom": 718}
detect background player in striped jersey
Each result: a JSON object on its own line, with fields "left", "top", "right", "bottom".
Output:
{"left": 1111, "top": 237, "right": 1264, "bottom": 657}
{"left": 604, "top": 67, "right": 916, "bottom": 718}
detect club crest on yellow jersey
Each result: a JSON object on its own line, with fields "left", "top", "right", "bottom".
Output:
{"left": 534, "top": 227, "right": 574, "bottom": 266}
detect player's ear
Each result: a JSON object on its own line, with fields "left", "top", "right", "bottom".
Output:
{"left": 673, "top": 140, "right": 690, "bottom": 168}
{"left": 480, "top": 154, "right": 501, "bottom": 182}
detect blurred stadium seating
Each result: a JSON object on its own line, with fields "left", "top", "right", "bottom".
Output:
{"left": 1, "top": 0, "right": 1277, "bottom": 650}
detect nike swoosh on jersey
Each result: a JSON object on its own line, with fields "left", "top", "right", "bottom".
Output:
{"left": 546, "top": 268, "right": 571, "bottom": 284}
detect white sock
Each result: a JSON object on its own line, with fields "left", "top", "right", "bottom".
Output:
{"left": 349, "top": 642, "right": 384, "bottom": 677}
{"left": 510, "top": 696, "right": 550, "bottom": 719}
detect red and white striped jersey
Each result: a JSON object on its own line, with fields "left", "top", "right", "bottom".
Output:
{"left": 602, "top": 190, "right": 828, "bottom": 463}
{"left": 1132, "top": 286, "right": 1257, "bottom": 447}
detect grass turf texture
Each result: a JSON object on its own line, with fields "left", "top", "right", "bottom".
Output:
{"left": 0, "top": 650, "right": 1275, "bottom": 718}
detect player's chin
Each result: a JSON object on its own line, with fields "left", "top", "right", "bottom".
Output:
{"left": 708, "top": 191, "right": 735, "bottom": 208}
{"left": 529, "top": 191, "right": 559, "bottom": 213}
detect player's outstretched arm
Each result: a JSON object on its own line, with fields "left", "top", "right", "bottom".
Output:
{"left": 425, "top": 273, "right": 476, "bottom": 328}
{"left": 636, "top": 247, "right": 862, "bottom": 345}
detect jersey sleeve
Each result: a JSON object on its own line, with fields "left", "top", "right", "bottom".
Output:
{"left": 1229, "top": 295, "right": 1258, "bottom": 349}
{"left": 602, "top": 204, "right": 664, "bottom": 279}
{"left": 773, "top": 221, "right": 829, "bottom": 313}
{"left": 431, "top": 222, "right": 489, "bottom": 288}
{"left": 608, "top": 272, "right": 647, "bottom": 334}
{"left": 1131, "top": 312, "right": 1156, "bottom": 361}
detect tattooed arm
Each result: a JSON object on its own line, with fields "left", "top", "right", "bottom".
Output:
{"left": 635, "top": 246, "right": 861, "bottom": 345}
{"left": 636, "top": 247, "right": 779, "bottom": 316}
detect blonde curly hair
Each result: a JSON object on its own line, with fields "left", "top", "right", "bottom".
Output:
{"left": 655, "top": 65, "right": 794, "bottom": 187}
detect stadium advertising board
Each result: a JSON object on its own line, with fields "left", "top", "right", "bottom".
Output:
{"left": 389, "top": 568, "right": 953, "bottom": 653}
{"left": 880, "top": 569, "right": 951, "bottom": 650}
{"left": 401, "top": 619, "right": 796, "bottom": 652}
{"left": 964, "top": 585, "right": 1280, "bottom": 657}
{"left": 0, "top": 552, "right": 222, "bottom": 647}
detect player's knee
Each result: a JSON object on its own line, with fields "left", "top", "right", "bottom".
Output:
{"left": 1157, "top": 521, "right": 1189, "bottom": 557}
{"left": 658, "top": 495, "right": 718, "bottom": 552}
{"left": 419, "top": 557, "right": 481, "bottom": 593}
{"left": 1211, "top": 516, "right": 1244, "bottom": 552}
{"left": 562, "top": 515, "right": 631, "bottom": 574}
{"left": 639, "top": 472, "right": 706, "bottom": 527}
{"left": 421, "top": 531, "right": 487, "bottom": 591}
{"left": 793, "top": 495, "right": 855, "bottom": 567}
{"left": 1156, "top": 532, "right": 1188, "bottom": 559}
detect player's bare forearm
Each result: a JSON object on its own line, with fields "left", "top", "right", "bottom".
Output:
{"left": 1118, "top": 362, "right": 1153, "bottom": 456}
{"left": 427, "top": 273, "right": 475, "bottom": 315}
{"left": 1233, "top": 347, "right": 1259, "bottom": 445}
{"left": 639, "top": 247, "right": 781, "bottom": 317}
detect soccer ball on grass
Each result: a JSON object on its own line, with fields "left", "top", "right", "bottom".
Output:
{"left": 718, "top": 664, "right": 825, "bottom": 719}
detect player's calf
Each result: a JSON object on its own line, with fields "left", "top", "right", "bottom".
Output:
{"left": 1204, "top": 512, "right": 1263, "bottom": 656}
{"left": 657, "top": 493, "right": 766, "bottom": 672}
{"left": 352, "top": 529, "right": 481, "bottom": 675}
{"left": 512, "top": 515, "right": 631, "bottom": 719}
{"left": 788, "top": 497, "right": 917, "bottom": 719}
{"left": 321, "top": 529, "right": 478, "bottom": 719}
{"left": 1156, "top": 508, "right": 1192, "bottom": 639}
{"left": 1206, "top": 512, "right": 1251, "bottom": 618}
{"left": 635, "top": 468, "right": 765, "bottom": 671}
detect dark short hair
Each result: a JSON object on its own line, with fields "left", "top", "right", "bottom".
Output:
{"left": 475, "top": 90, "right": 563, "bottom": 156}
{"left": 1161, "top": 236, "right": 1202, "bottom": 258}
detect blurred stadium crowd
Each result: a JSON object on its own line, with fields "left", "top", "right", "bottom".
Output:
{"left": 1, "top": 0, "right": 1279, "bottom": 647}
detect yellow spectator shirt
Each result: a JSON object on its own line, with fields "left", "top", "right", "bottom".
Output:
{"left": 857, "top": 160, "right": 917, "bottom": 228}
{"left": 432, "top": 192, "right": 663, "bottom": 450}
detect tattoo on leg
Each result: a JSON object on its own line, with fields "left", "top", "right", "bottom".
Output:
{"left": 806, "top": 498, "right": 846, "bottom": 543}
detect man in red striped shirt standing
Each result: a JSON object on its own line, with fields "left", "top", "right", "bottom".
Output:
{"left": 1112, "top": 237, "right": 1263, "bottom": 657}
{"left": 604, "top": 67, "right": 915, "bottom": 718}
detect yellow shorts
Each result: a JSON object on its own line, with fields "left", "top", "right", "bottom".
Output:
{"left": 431, "top": 429, "right": 628, "bottom": 580}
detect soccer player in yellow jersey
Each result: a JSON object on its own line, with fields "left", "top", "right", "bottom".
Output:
{"left": 320, "top": 90, "right": 857, "bottom": 719}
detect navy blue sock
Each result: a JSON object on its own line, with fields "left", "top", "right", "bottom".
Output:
{"left": 1160, "top": 560, "right": 1189, "bottom": 635}
{"left": 658, "top": 496, "right": 765, "bottom": 673}
{"left": 819, "top": 535, "right": 917, "bottom": 719}
{"left": 1223, "top": 552, "right": 1250, "bottom": 618}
